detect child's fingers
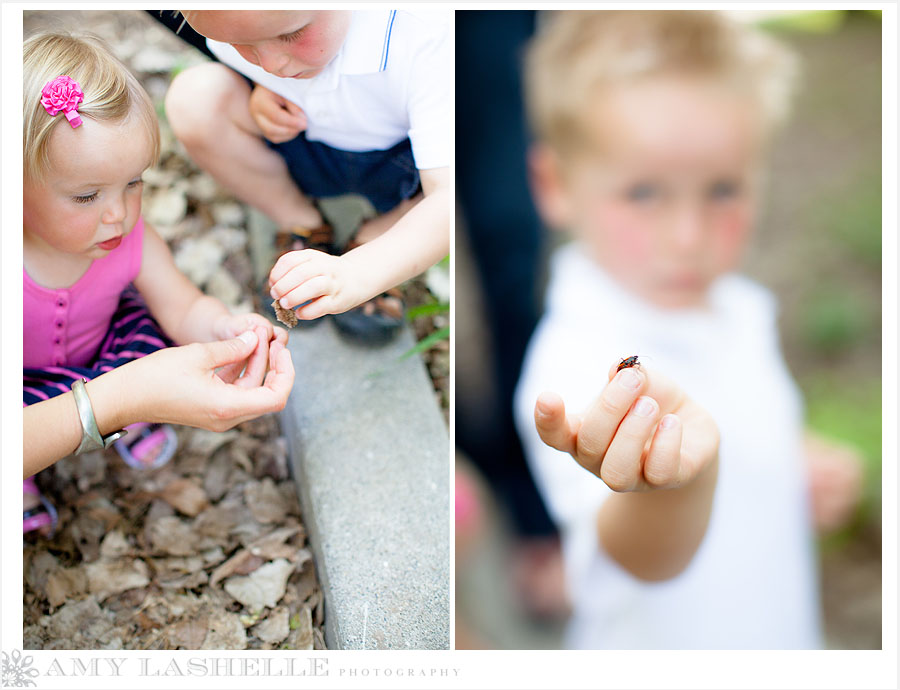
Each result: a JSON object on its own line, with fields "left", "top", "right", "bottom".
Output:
{"left": 242, "top": 314, "right": 275, "bottom": 342}
{"left": 269, "top": 249, "right": 319, "bottom": 285}
{"left": 575, "top": 367, "right": 646, "bottom": 474}
{"left": 234, "top": 327, "right": 270, "bottom": 388}
{"left": 294, "top": 297, "right": 331, "bottom": 321}
{"left": 277, "top": 275, "right": 332, "bottom": 309}
{"left": 263, "top": 341, "right": 295, "bottom": 395}
{"left": 258, "top": 117, "right": 300, "bottom": 144}
{"left": 642, "top": 414, "right": 684, "bottom": 488}
{"left": 264, "top": 127, "right": 298, "bottom": 144}
{"left": 273, "top": 326, "right": 289, "bottom": 346}
{"left": 270, "top": 261, "right": 328, "bottom": 300}
{"left": 280, "top": 102, "right": 308, "bottom": 129}
{"left": 600, "top": 395, "right": 660, "bottom": 491}
{"left": 606, "top": 362, "right": 685, "bottom": 418}
{"left": 283, "top": 100, "right": 306, "bottom": 117}
{"left": 534, "top": 391, "right": 579, "bottom": 457}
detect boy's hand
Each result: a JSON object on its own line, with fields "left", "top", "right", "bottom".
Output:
{"left": 268, "top": 249, "right": 368, "bottom": 321}
{"left": 248, "top": 84, "right": 307, "bottom": 144}
{"left": 534, "top": 362, "right": 719, "bottom": 492}
{"left": 805, "top": 432, "right": 864, "bottom": 533}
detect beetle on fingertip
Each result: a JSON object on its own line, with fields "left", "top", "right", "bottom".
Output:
{"left": 616, "top": 355, "right": 641, "bottom": 373}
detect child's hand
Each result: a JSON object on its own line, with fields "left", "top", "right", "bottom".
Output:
{"left": 213, "top": 311, "right": 289, "bottom": 347}
{"left": 805, "top": 432, "right": 864, "bottom": 533}
{"left": 534, "top": 361, "right": 719, "bottom": 492}
{"left": 248, "top": 84, "right": 307, "bottom": 144}
{"left": 268, "top": 249, "right": 367, "bottom": 321}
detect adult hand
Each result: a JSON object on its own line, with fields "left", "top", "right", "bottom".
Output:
{"left": 248, "top": 84, "right": 307, "bottom": 144}
{"left": 129, "top": 330, "right": 295, "bottom": 432}
{"left": 534, "top": 361, "right": 719, "bottom": 492}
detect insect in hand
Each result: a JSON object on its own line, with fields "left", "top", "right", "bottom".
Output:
{"left": 616, "top": 355, "right": 641, "bottom": 372}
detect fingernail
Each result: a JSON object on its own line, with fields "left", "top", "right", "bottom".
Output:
{"left": 280, "top": 297, "right": 289, "bottom": 308}
{"left": 618, "top": 368, "right": 641, "bottom": 391}
{"left": 238, "top": 330, "right": 256, "bottom": 345}
{"left": 660, "top": 413, "right": 679, "bottom": 429}
{"left": 270, "top": 288, "right": 278, "bottom": 299}
{"left": 633, "top": 396, "right": 655, "bottom": 417}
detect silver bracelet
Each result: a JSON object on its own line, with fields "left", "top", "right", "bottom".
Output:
{"left": 71, "top": 378, "right": 127, "bottom": 455}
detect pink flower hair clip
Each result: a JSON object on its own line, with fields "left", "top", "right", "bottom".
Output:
{"left": 41, "top": 75, "right": 84, "bottom": 128}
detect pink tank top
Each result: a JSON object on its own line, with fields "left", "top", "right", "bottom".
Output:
{"left": 23, "top": 218, "right": 145, "bottom": 368}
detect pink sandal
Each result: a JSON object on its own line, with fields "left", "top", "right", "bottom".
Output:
{"left": 23, "top": 476, "right": 58, "bottom": 537}
{"left": 114, "top": 422, "right": 177, "bottom": 469}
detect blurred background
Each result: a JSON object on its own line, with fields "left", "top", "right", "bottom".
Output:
{"left": 455, "top": 9, "right": 882, "bottom": 650}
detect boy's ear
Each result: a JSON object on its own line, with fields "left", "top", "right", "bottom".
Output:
{"left": 527, "top": 143, "right": 572, "bottom": 231}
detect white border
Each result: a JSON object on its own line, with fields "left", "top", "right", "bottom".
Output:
{"left": 3, "top": 3, "right": 897, "bottom": 690}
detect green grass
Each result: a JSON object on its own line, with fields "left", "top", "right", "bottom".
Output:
{"left": 758, "top": 10, "right": 847, "bottom": 34}
{"left": 802, "top": 373, "right": 882, "bottom": 518}
{"left": 801, "top": 289, "right": 875, "bottom": 356}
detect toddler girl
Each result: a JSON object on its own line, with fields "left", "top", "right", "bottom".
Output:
{"left": 23, "top": 31, "right": 288, "bottom": 535}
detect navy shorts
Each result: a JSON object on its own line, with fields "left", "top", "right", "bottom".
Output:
{"left": 267, "top": 133, "right": 421, "bottom": 214}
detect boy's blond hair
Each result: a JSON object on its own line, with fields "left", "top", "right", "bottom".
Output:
{"left": 24, "top": 32, "right": 160, "bottom": 182}
{"left": 524, "top": 10, "right": 798, "bottom": 156}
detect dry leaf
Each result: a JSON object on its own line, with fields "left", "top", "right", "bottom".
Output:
{"left": 294, "top": 559, "right": 319, "bottom": 604}
{"left": 283, "top": 607, "right": 314, "bottom": 650}
{"left": 201, "top": 610, "right": 247, "bottom": 650}
{"left": 69, "top": 514, "right": 107, "bottom": 562}
{"left": 167, "top": 615, "right": 209, "bottom": 649}
{"left": 86, "top": 558, "right": 151, "bottom": 601}
{"left": 244, "top": 478, "right": 289, "bottom": 524}
{"left": 272, "top": 300, "right": 298, "bottom": 328}
{"left": 158, "top": 571, "right": 208, "bottom": 590}
{"left": 46, "top": 567, "right": 88, "bottom": 608}
{"left": 159, "top": 478, "right": 209, "bottom": 517}
{"left": 252, "top": 607, "right": 290, "bottom": 644}
{"left": 210, "top": 549, "right": 262, "bottom": 587}
{"left": 185, "top": 428, "right": 239, "bottom": 456}
{"left": 99, "top": 530, "right": 132, "bottom": 559}
{"left": 224, "top": 559, "right": 294, "bottom": 610}
{"left": 147, "top": 516, "right": 200, "bottom": 556}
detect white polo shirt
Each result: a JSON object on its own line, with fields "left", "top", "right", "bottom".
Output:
{"left": 206, "top": 10, "right": 450, "bottom": 170}
{"left": 514, "top": 242, "right": 823, "bottom": 649}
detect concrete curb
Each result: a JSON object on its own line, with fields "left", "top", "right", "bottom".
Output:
{"left": 280, "top": 319, "right": 450, "bottom": 649}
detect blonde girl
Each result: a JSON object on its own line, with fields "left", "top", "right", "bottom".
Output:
{"left": 23, "top": 32, "right": 294, "bottom": 535}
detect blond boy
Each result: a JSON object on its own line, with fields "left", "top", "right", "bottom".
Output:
{"left": 514, "top": 11, "right": 861, "bottom": 649}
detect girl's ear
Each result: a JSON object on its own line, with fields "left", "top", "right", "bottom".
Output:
{"left": 527, "top": 143, "right": 573, "bottom": 231}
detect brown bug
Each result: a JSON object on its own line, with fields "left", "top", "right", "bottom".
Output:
{"left": 616, "top": 355, "right": 641, "bottom": 372}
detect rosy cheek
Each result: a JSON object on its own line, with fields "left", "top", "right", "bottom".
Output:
{"left": 596, "top": 204, "right": 653, "bottom": 267}
{"left": 714, "top": 205, "right": 752, "bottom": 269}
{"left": 291, "top": 29, "right": 330, "bottom": 65}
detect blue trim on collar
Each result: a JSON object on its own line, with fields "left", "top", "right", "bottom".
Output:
{"left": 380, "top": 10, "right": 397, "bottom": 71}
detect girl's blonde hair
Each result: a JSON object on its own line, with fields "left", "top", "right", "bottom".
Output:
{"left": 524, "top": 10, "right": 799, "bottom": 156}
{"left": 24, "top": 31, "right": 160, "bottom": 182}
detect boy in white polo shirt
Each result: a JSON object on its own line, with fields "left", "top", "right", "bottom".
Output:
{"left": 166, "top": 10, "right": 450, "bottom": 343}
